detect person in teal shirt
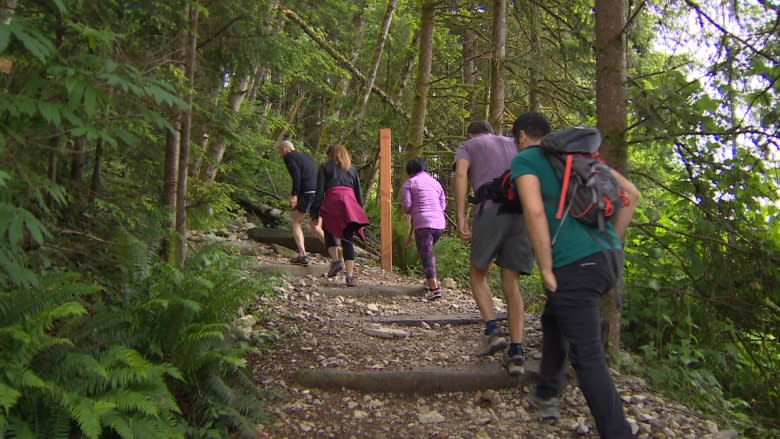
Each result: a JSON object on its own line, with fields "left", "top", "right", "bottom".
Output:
{"left": 510, "top": 112, "right": 640, "bottom": 439}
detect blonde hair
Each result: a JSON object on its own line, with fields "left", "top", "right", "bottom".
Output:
{"left": 327, "top": 144, "right": 352, "bottom": 171}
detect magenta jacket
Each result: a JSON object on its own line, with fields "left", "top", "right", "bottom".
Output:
{"left": 401, "top": 171, "right": 446, "bottom": 230}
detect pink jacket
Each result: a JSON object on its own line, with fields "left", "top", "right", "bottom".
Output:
{"left": 401, "top": 172, "right": 446, "bottom": 230}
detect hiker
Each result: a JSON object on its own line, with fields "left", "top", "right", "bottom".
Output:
{"left": 311, "top": 144, "right": 370, "bottom": 287}
{"left": 401, "top": 157, "right": 447, "bottom": 301}
{"left": 278, "top": 140, "right": 325, "bottom": 266}
{"left": 453, "top": 119, "right": 535, "bottom": 375}
{"left": 511, "top": 113, "right": 640, "bottom": 438}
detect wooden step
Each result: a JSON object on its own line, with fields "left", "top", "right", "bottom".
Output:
{"left": 293, "top": 360, "right": 539, "bottom": 394}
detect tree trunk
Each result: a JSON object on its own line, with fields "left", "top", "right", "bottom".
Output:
{"left": 283, "top": 8, "right": 410, "bottom": 125}
{"left": 202, "top": 73, "right": 251, "bottom": 184}
{"left": 405, "top": 0, "right": 435, "bottom": 160}
{"left": 488, "top": 0, "right": 507, "bottom": 132}
{"left": 393, "top": 29, "right": 419, "bottom": 103}
{"left": 0, "top": 0, "right": 17, "bottom": 25}
{"left": 525, "top": 0, "right": 541, "bottom": 112}
{"left": 89, "top": 138, "right": 103, "bottom": 203}
{"left": 175, "top": 5, "right": 198, "bottom": 268}
{"left": 70, "top": 137, "right": 86, "bottom": 182}
{"left": 163, "top": 117, "right": 181, "bottom": 222}
{"left": 595, "top": 0, "right": 628, "bottom": 363}
{"left": 462, "top": 28, "right": 476, "bottom": 117}
{"left": 355, "top": 0, "right": 397, "bottom": 127}
{"left": 317, "top": 5, "right": 366, "bottom": 154}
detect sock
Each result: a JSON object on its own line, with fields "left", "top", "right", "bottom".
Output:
{"left": 508, "top": 343, "right": 524, "bottom": 357}
{"left": 484, "top": 320, "right": 498, "bottom": 336}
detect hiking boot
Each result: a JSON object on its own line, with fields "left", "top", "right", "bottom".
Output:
{"left": 290, "top": 255, "right": 310, "bottom": 266}
{"left": 527, "top": 392, "right": 561, "bottom": 421}
{"left": 327, "top": 260, "right": 344, "bottom": 278}
{"left": 502, "top": 348, "right": 525, "bottom": 376}
{"left": 425, "top": 288, "right": 442, "bottom": 301}
{"left": 345, "top": 276, "right": 357, "bottom": 287}
{"left": 475, "top": 328, "right": 508, "bottom": 357}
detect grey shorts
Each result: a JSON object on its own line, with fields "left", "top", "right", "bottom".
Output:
{"left": 470, "top": 206, "right": 535, "bottom": 274}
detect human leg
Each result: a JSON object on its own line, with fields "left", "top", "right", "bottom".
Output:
{"left": 291, "top": 209, "right": 307, "bottom": 256}
{"left": 553, "top": 253, "right": 632, "bottom": 438}
{"left": 309, "top": 216, "right": 325, "bottom": 243}
{"left": 341, "top": 224, "right": 358, "bottom": 286}
{"left": 500, "top": 267, "right": 525, "bottom": 375}
{"left": 324, "top": 230, "right": 343, "bottom": 277}
{"left": 415, "top": 228, "right": 442, "bottom": 299}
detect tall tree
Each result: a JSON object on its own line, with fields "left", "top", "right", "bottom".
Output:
{"left": 405, "top": 0, "right": 436, "bottom": 159}
{"left": 176, "top": 4, "right": 199, "bottom": 267}
{"left": 594, "top": 0, "right": 628, "bottom": 361}
{"left": 488, "top": 0, "right": 507, "bottom": 131}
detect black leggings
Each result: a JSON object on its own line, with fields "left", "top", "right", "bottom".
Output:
{"left": 324, "top": 223, "right": 361, "bottom": 261}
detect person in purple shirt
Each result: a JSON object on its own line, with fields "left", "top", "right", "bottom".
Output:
{"left": 453, "top": 120, "right": 535, "bottom": 376}
{"left": 401, "top": 157, "right": 447, "bottom": 301}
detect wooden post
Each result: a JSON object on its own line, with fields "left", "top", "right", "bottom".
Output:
{"left": 379, "top": 128, "right": 392, "bottom": 271}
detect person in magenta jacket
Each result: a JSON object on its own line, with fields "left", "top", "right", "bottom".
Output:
{"left": 311, "top": 144, "right": 370, "bottom": 287}
{"left": 401, "top": 157, "right": 447, "bottom": 300}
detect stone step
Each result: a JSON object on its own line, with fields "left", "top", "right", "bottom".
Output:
{"left": 317, "top": 284, "right": 426, "bottom": 298}
{"left": 293, "top": 360, "right": 539, "bottom": 394}
{"left": 257, "top": 263, "right": 330, "bottom": 277}
{"left": 335, "top": 312, "right": 508, "bottom": 326}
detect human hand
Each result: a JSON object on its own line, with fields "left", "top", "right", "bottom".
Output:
{"left": 405, "top": 231, "right": 413, "bottom": 249}
{"left": 541, "top": 269, "right": 557, "bottom": 293}
{"left": 458, "top": 221, "right": 472, "bottom": 241}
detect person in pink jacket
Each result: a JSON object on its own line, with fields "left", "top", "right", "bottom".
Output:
{"left": 401, "top": 157, "right": 447, "bottom": 300}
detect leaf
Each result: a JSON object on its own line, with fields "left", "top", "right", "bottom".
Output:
{"left": 83, "top": 86, "right": 97, "bottom": 117}
{"left": 37, "top": 102, "right": 62, "bottom": 127}
{"left": 0, "top": 24, "right": 10, "bottom": 53}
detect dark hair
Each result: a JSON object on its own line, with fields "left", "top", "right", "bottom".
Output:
{"left": 405, "top": 157, "right": 427, "bottom": 176}
{"left": 467, "top": 120, "right": 493, "bottom": 135}
{"left": 512, "top": 112, "right": 552, "bottom": 140}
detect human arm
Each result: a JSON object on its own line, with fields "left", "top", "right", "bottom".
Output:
{"left": 401, "top": 179, "right": 413, "bottom": 214}
{"left": 454, "top": 158, "right": 471, "bottom": 240}
{"left": 310, "top": 165, "right": 326, "bottom": 220}
{"left": 352, "top": 169, "right": 364, "bottom": 207}
{"left": 516, "top": 174, "right": 557, "bottom": 292}
{"left": 609, "top": 170, "right": 640, "bottom": 241}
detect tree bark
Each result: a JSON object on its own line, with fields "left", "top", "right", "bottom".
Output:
{"left": 525, "top": 0, "right": 541, "bottom": 112}
{"left": 355, "top": 0, "right": 397, "bottom": 127}
{"left": 70, "top": 137, "right": 86, "bottom": 182}
{"left": 595, "top": 0, "right": 628, "bottom": 363}
{"left": 317, "top": 4, "right": 366, "bottom": 154}
{"left": 175, "top": 5, "right": 199, "bottom": 268}
{"left": 163, "top": 117, "right": 181, "bottom": 223}
{"left": 89, "top": 138, "right": 103, "bottom": 203}
{"left": 488, "top": 0, "right": 507, "bottom": 132}
{"left": 201, "top": 73, "right": 251, "bottom": 184}
{"left": 405, "top": 0, "right": 435, "bottom": 160}
{"left": 283, "top": 8, "right": 410, "bottom": 124}
{"left": 0, "top": 0, "right": 17, "bottom": 25}
{"left": 462, "top": 28, "right": 476, "bottom": 117}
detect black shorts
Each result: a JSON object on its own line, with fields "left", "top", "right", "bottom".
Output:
{"left": 295, "top": 192, "right": 315, "bottom": 213}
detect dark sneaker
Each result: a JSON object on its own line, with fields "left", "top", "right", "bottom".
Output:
{"left": 527, "top": 392, "right": 561, "bottom": 421}
{"left": 502, "top": 349, "right": 525, "bottom": 376}
{"left": 290, "top": 255, "right": 310, "bottom": 266}
{"left": 476, "top": 329, "right": 508, "bottom": 357}
{"left": 327, "top": 260, "right": 344, "bottom": 278}
{"left": 345, "top": 276, "right": 357, "bottom": 287}
{"left": 425, "top": 288, "right": 442, "bottom": 301}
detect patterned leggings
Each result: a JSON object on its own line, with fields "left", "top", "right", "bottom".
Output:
{"left": 414, "top": 228, "right": 444, "bottom": 280}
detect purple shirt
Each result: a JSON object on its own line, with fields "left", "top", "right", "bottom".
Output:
{"left": 453, "top": 134, "right": 518, "bottom": 209}
{"left": 401, "top": 171, "right": 446, "bottom": 230}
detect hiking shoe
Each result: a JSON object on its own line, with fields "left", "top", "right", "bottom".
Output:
{"left": 345, "top": 276, "right": 357, "bottom": 287}
{"left": 502, "top": 349, "right": 525, "bottom": 376}
{"left": 290, "top": 255, "right": 310, "bottom": 266}
{"left": 475, "top": 329, "right": 508, "bottom": 357}
{"left": 425, "top": 288, "right": 442, "bottom": 301}
{"left": 327, "top": 260, "right": 344, "bottom": 278}
{"left": 527, "top": 392, "right": 561, "bottom": 421}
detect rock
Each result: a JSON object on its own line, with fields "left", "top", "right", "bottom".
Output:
{"left": 418, "top": 410, "right": 445, "bottom": 424}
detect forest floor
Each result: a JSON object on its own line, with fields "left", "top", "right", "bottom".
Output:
{"left": 209, "top": 225, "right": 740, "bottom": 439}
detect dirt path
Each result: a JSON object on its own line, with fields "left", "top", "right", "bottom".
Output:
{"left": 238, "top": 236, "right": 735, "bottom": 439}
